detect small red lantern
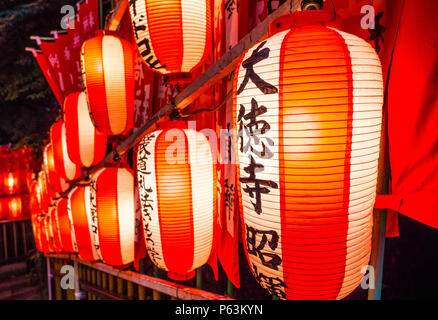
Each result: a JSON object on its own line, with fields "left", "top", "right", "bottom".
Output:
{"left": 69, "top": 184, "right": 102, "bottom": 261}
{"left": 48, "top": 205, "right": 62, "bottom": 253}
{"left": 81, "top": 32, "right": 135, "bottom": 136}
{"left": 95, "top": 167, "right": 135, "bottom": 266}
{"left": 3, "top": 171, "right": 20, "bottom": 195}
{"left": 44, "top": 144, "right": 69, "bottom": 194}
{"left": 57, "top": 197, "right": 77, "bottom": 253}
{"left": 64, "top": 91, "right": 107, "bottom": 167}
{"left": 50, "top": 121, "right": 81, "bottom": 181}
{"left": 7, "top": 195, "right": 23, "bottom": 219}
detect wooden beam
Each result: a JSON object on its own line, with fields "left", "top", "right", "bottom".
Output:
{"left": 47, "top": 253, "right": 232, "bottom": 300}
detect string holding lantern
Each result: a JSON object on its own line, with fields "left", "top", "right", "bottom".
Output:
{"left": 50, "top": 121, "right": 81, "bottom": 182}
{"left": 64, "top": 91, "right": 107, "bottom": 167}
{"left": 95, "top": 167, "right": 136, "bottom": 267}
{"left": 129, "top": 0, "right": 212, "bottom": 83}
{"left": 137, "top": 128, "right": 216, "bottom": 280}
{"left": 233, "top": 11, "right": 383, "bottom": 299}
{"left": 80, "top": 31, "right": 136, "bottom": 136}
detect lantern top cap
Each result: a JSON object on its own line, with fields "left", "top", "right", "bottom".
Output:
{"left": 92, "top": 29, "right": 122, "bottom": 38}
{"left": 269, "top": 9, "right": 335, "bottom": 37}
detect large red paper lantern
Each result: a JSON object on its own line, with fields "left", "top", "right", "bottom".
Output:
{"left": 51, "top": 121, "right": 81, "bottom": 181}
{"left": 95, "top": 167, "right": 135, "bottom": 266}
{"left": 56, "top": 197, "right": 77, "bottom": 253}
{"left": 137, "top": 128, "right": 216, "bottom": 280}
{"left": 69, "top": 184, "right": 102, "bottom": 262}
{"left": 233, "top": 14, "right": 383, "bottom": 300}
{"left": 81, "top": 32, "right": 135, "bottom": 136}
{"left": 64, "top": 91, "right": 107, "bottom": 167}
{"left": 129, "top": 0, "right": 212, "bottom": 81}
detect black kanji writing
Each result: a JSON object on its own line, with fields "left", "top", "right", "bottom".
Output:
{"left": 237, "top": 41, "right": 278, "bottom": 95}
{"left": 238, "top": 98, "right": 274, "bottom": 159}
{"left": 240, "top": 156, "right": 278, "bottom": 214}
{"left": 246, "top": 224, "right": 282, "bottom": 270}
{"left": 252, "top": 264, "right": 287, "bottom": 299}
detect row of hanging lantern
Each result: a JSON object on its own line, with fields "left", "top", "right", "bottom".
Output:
{"left": 29, "top": 5, "right": 383, "bottom": 300}
{"left": 0, "top": 146, "right": 34, "bottom": 220}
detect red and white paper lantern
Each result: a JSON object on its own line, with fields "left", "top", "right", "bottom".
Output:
{"left": 137, "top": 128, "right": 216, "bottom": 280}
{"left": 81, "top": 32, "right": 136, "bottom": 136}
{"left": 64, "top": 91, "right": 107, "bottom": 167}
{"left": 233, "top": 14, "right": 383, "bottom": 299}
{"left": 95, "top": 167, "right": 136, "bottom": 267}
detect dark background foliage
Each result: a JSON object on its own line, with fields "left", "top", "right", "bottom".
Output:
{"left": 0, "top": 0, "right": 76, "bottom": 155}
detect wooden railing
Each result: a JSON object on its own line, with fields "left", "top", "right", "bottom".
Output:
{"left": 45, "top": 253, "right": 233, "bottom": 300}
{"left": 0, "top": 218, "right": 35, "bottom": 266}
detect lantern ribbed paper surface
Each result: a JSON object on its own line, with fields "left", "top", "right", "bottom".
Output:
{"left": 64, "top": 91, "right": 107, "bottom": 167}
{"left": 233, "top": 23, "right": 383, "bottom": 299}
{"left": 137, "top": 129, "right": 215, "bottom": 280}
{"left": 95, "top": 167, "right": 135, "bottom": 266}
{"left": 57, "top": 197, "right": 77, "bottom": 253}
{"left": 51, "top": 121, "right": 81, "bottom": 181}
{"left": 69, "top": 185, "right": 101, "bottom": 261}
{"left": 81, "top": 33, "right": 135, "bottom": 136}
{"left": 129, "top": 0, "right": 211, "bottom": 77}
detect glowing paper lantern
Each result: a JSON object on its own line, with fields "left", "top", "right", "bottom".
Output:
{"left": 44, "top": 144, "right": 69, "bottom": 194}
{"left": 50, "top": 121, "right": 81, "bottom": 181}
{"left": 64, "top": 91, "right": 107, "bottom": 167}
{"left": 3, "top": 171, "right": 20, "bottom": 195}
{"left": 48, "top": 205, "right": 62, "bottom": 253}
{"left": 129, "top": 0, "right": 211, "bottom": 81}
{"left": 7, "top": 195, "right": 22, "bottom": 219}
{"left": 56, "top": 197, "right": 77, "bottom": 253}
{"left": 81, "top": 32, "right": 135, "bottom": 136}
{"left": 95, "top": 167, "right": 135, "bottom": 266}
{"left": 233, "top": 16, "right": 383, "bottom": 299}
{"left": 69, "top": 184, "right": 102, "bottom": 262}
{"left": 137, "top": 128, "right": 216, "bottom": 280}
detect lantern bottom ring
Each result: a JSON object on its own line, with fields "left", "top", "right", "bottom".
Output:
{"left": 167, "top": 270, "right": 196, "bottom": 281}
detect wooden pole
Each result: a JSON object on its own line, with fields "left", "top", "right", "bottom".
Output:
{"left": 3, "top": 224, "right": 8, "bottom": 260}
{"left": 368, "top": 84, "right": 391, "bottom": 300}
{"left": 21, "top": 221, "right": 27, "bottom": 255}
{"left": 12, "top": 222, "right": 18, "bottom": 258}
{"left": 46, "top": 257, "right": 52, "bottom": 300}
